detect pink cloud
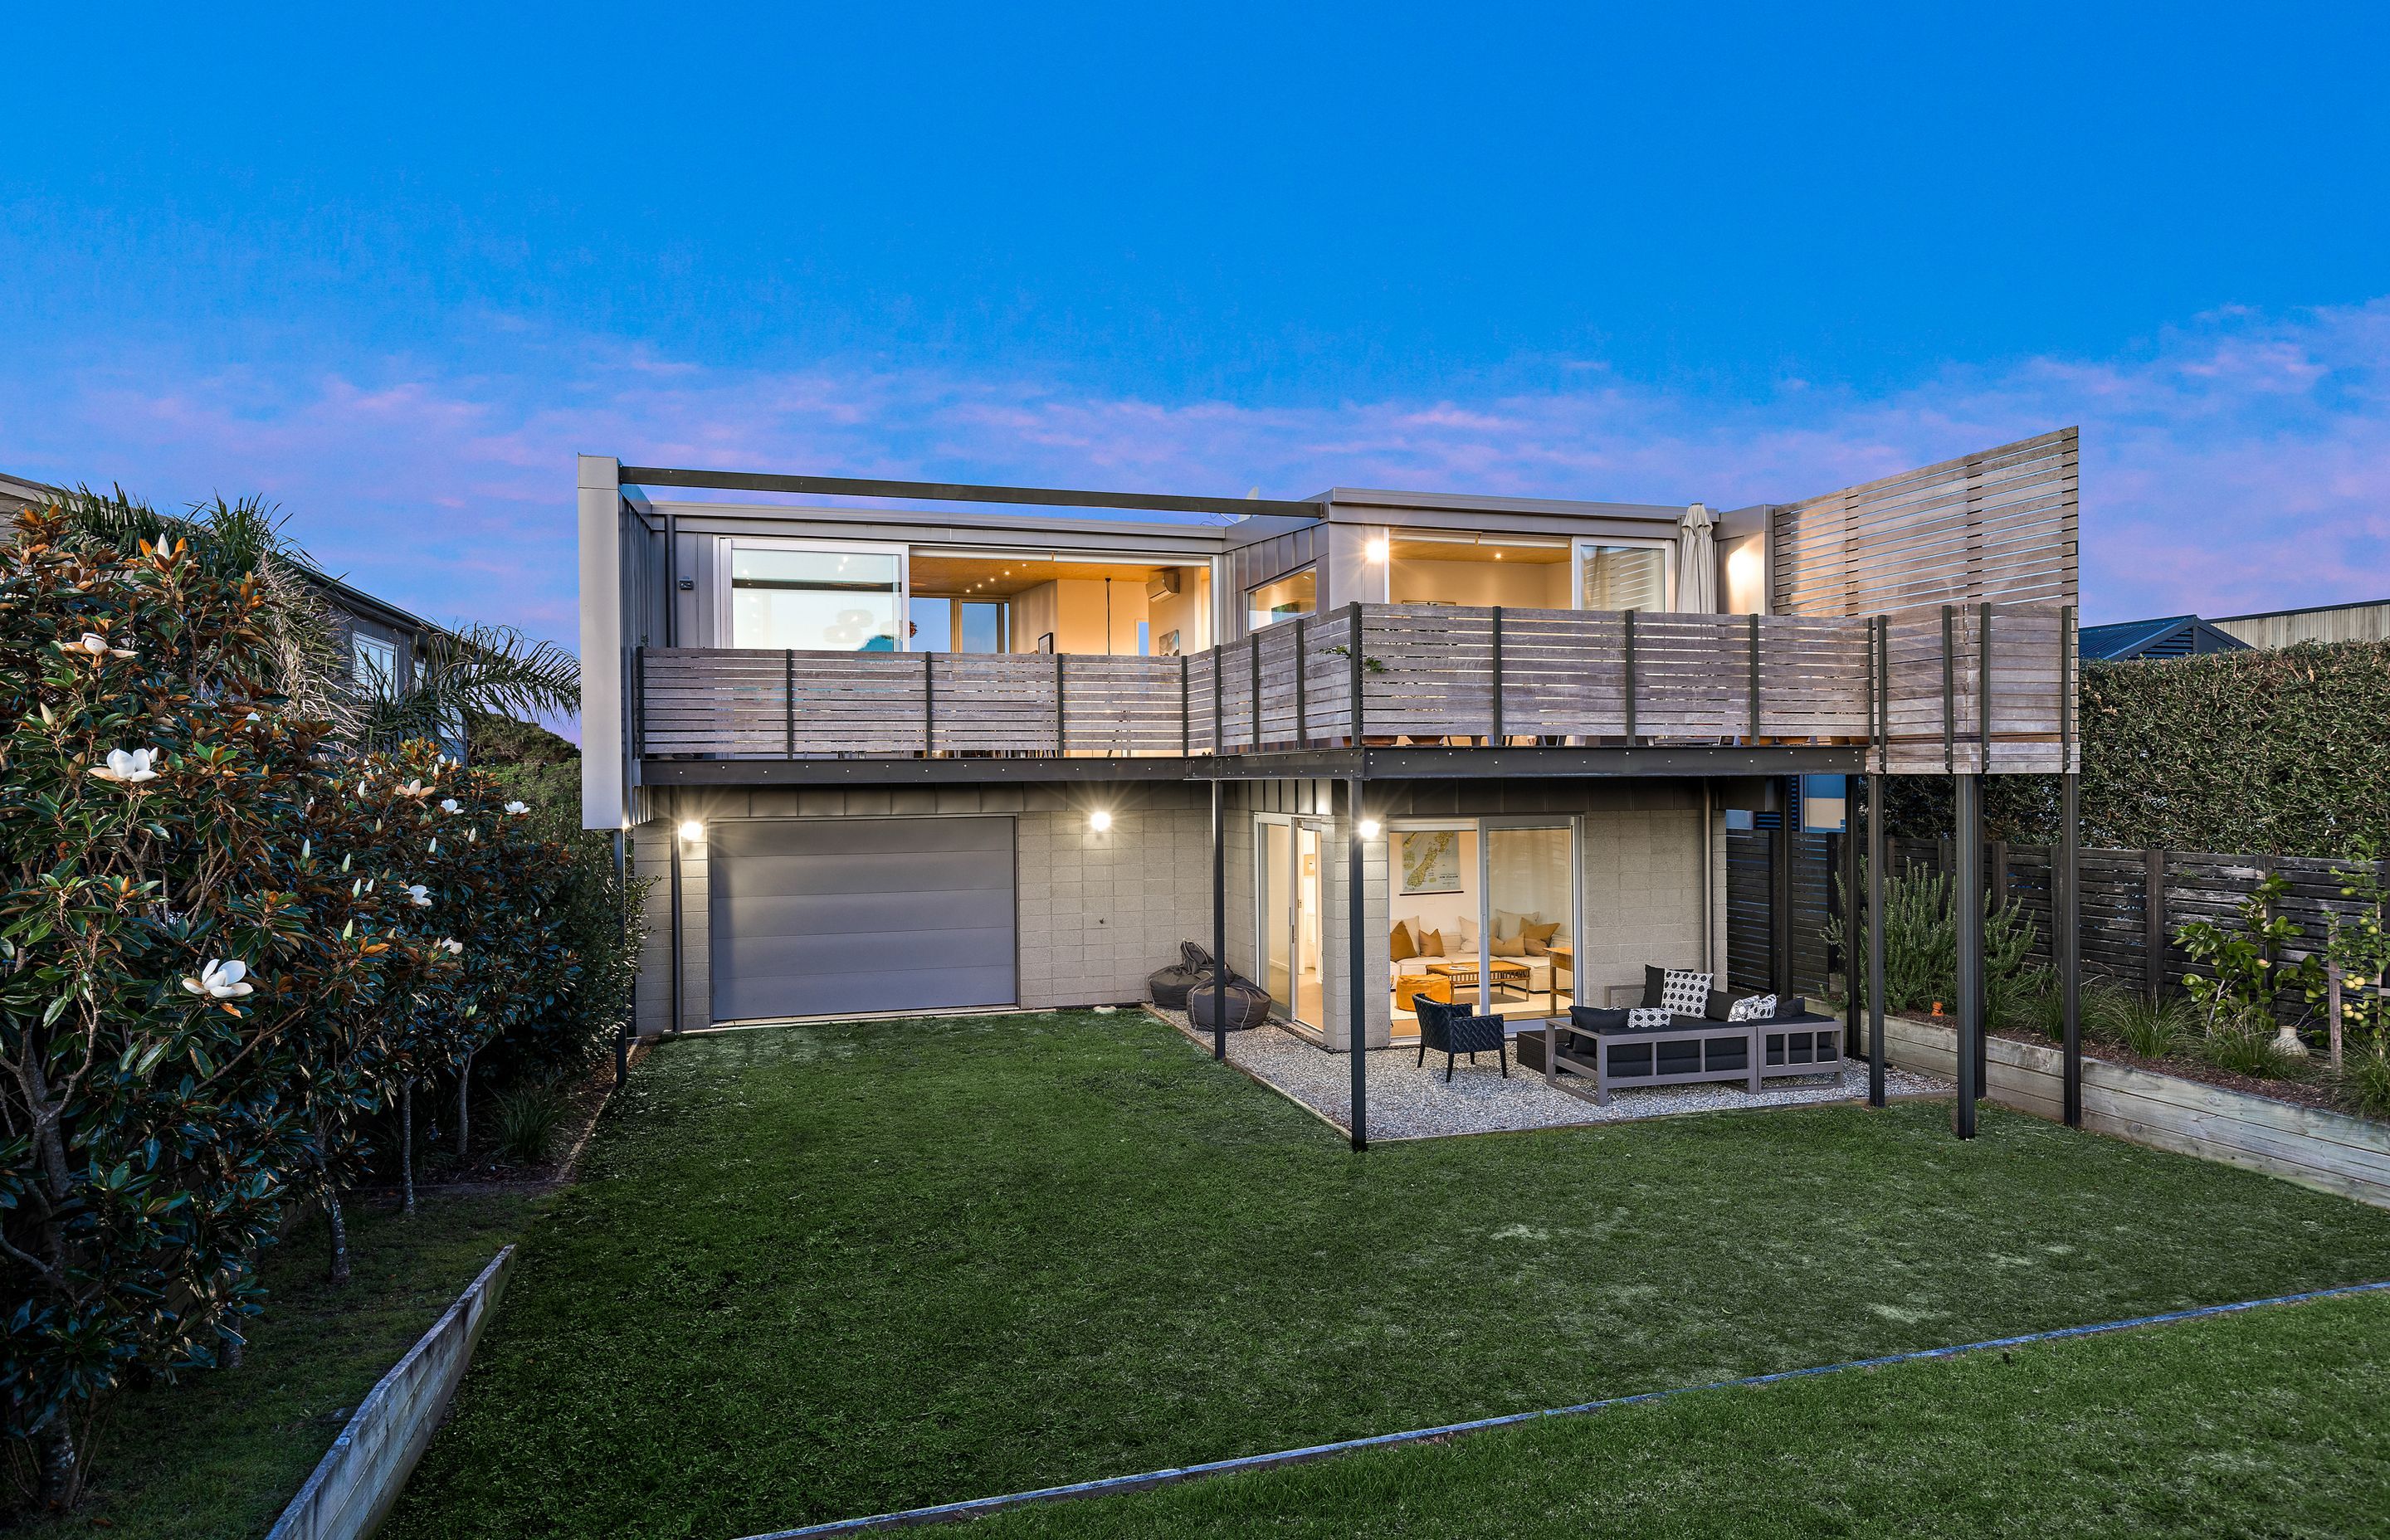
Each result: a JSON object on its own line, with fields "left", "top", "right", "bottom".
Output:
{"left": 5, "top": 300, "right": 2386, "bottom": 694}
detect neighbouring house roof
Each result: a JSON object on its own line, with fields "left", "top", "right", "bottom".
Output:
{"left": 2210, "top": 597, "right": 2390, "bottom": 649}
{"left": 2078, "top": 614, "right": 2253, "bottom": 661}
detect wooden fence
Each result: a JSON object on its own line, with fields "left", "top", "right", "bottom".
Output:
{"left": 1728, "top": 827, "right": 2389, "bottom": 1026}
{"left": 640, "top": 600, "right": 2077, "bottom": 770}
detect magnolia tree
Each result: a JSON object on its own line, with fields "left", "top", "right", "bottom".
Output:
{"left": 324, "top": 745, "right": 573, "bottom": 1220}
{"left": 0, "top": 510, "right": 388, "bottom": 1507}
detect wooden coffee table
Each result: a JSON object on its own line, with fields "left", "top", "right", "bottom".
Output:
{"left": 1425, "top": 958, "right": 1531, "bottom": 1006}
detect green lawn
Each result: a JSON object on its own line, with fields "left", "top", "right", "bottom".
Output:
{"left": 985, "top": 1288, "right": 2390, "bottom": 1538}
{"left": 384, "top": 1011, "right": 2390, "bottom": 1538}
{"left": 21, "top": 1189, "right": 533, "bottom": 1540}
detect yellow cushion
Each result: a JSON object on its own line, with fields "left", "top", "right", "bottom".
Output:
{"left": 1390, "top": 921, "right": 1417, "bottom": 961}
{"left": 1417, "top": 928, "right": 1445, "bottom": 957}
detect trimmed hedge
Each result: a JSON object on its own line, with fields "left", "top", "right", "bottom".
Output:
{"left": 1885, "top": 640, "right": 2390, "bottom": 858}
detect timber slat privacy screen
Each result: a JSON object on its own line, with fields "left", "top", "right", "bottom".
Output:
{"left": 1772, "top": 427, "right": 2079, "bottom": 619}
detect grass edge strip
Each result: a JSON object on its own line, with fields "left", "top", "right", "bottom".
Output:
{"left": 738, "top": 1275, "right": 2390, "bottom": 1538}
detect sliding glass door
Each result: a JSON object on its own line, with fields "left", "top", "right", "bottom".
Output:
{"left": 1257, "top": 817, "right": 1327, "bottom": 1029}
{"left": 1485, "top": 822, "right": 1576, "bottom": 1018}
{"left": 1389, "top": 817, "right": 1577, "bottom": 1037}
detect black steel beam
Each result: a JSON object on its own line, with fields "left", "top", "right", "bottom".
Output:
{"left": 1770, "top": 778, "right": 1793, "bottom": 1000}
{"left": 1188, "top": 745, "right": 1868, "bottom": 780}
{"left": 642, "top": 743, "right": 1873, "bottom": 788}
{"left": 618, "top": 465, "right": 1324, "bottom": 520}
{"left": 641, "top": 757, "right": 1202, "bottom": 785}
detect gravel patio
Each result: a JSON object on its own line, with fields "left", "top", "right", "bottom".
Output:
{"left": 1151, "top": 1008, "right": 1953, "bottom": 1139}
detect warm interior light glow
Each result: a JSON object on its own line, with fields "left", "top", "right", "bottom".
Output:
{"left": 1364, "top": 536, "right": 1390, "bottom": 563}
{"left": 678, "top": 820, "right": 704, "bottom": 841}
{"left": 1358, "top": 818, "right": 1382, "bottom": 839}
{"left": 1726, "top": 543, "right": 1763, "bottom": 607}
{"left": 1089, "top": 810, "right": 1113, "bottom": 831}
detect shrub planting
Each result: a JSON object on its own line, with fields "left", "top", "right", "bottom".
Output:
{"left": 0, "top": 494, "right": 618, "bottom": 1516}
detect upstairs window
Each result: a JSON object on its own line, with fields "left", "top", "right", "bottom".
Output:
{"left": 1577, "top": 543, "right": 1671, "bottom": 612}
{"left": 730, "top": 544, "right": 904, "bottom": 652}
{"left": 1246, "top": 566, "right": 1316, "bottom": 632}
{"left": 352, "top": 631, "right": 398, "bottom": 699}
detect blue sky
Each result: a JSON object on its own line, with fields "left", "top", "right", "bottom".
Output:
{"left": 5, "top": 3, "right": 2388, "bottom": 660}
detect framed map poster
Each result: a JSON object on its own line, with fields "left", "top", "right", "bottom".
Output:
{"left": 1397, "top": 830, "right": 1463, "bottom": 894}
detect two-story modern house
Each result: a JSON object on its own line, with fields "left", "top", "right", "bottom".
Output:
{"left": 579, "top": 428, "right": 2085, "bottom": 1142}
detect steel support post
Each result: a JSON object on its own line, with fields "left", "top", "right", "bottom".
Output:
{"left": 1212, "top": 778, "right": 1227, "bottom": 1062}
{"left": 1953, "top": 775, "right": 1983, "bottom": 1138}
{"left": 1347, "top": 774, "right": 1368, "bottom": 1152}
{"left": 1866, "top": 772, "right": 1887, "bottom": 1108}
{"left": 2061, "top": 772, "right": 2083, "bottom": 1128}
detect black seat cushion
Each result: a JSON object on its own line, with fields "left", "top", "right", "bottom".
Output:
{"left": 1568, "top": 1006, "right": 1632, "bottom": 1033}
{"left": 1642, "top": 965, "right": 1668, "bottom": 1009}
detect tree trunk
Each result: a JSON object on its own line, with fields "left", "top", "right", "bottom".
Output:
{"left": 325, "top": 1186, "right": 351, "bottom": 1284}
{"left": 221, "top": 1333, "right": 244, "bottom": 1371}
{"left": 38, "top": 1418, "right": 79, "bottom": 1510}
{"left": 456, "top": 1050, "right": 474, "bottom": 1161}
{"left": 400, "top": 1079, "right": 416, "bottom": 1218}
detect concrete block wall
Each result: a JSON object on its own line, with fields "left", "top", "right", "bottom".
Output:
{"left": 1577, "top": 808, "right": 1711, "bottom": 1007}
{"left": 1321, "top": 813, "right": 1393, "bottom": 1050}
{"left": 1017, "top": 806, "right": 1211, "bottom": 1008}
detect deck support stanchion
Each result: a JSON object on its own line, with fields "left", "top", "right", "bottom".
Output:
{"left": 1954, "top": 773, "right": 1983, "bottom": 1138}
{"left": 2061, "top": 771, "right": 2082, "bottom": 1127}
{"left": 1211, "top": 778, "right": 1227, "bottom": 1063}
{"left": 2059, "top": 602, "right": 2084, "bottom": 1128}
{"left": 1347, "top": 773, "right": 1368, "bottom": 1152}
{"left": 1841, "top": 784, "right": 1861, "bottom": 1059}
{"left": 1867, "top": 771, "right": 1887, "bottom": 1108}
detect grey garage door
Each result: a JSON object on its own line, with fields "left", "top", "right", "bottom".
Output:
{"left": 709, "top": 816, "right": 1017, "bottom": 1021}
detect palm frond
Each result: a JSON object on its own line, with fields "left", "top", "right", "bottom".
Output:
{"left": 363, "top": 624, "right": 579, "bottom": 751}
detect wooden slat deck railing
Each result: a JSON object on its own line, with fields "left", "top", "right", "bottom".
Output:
{"left": 638, "top": 602, "right": 2079, "bottom": 774}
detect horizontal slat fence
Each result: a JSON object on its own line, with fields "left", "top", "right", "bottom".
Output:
{"left": 1775, "top": 837, "right": 2390, "bottom": 1034}
{"left": 638, "top": 600, "right": 2072, "bottom": 768}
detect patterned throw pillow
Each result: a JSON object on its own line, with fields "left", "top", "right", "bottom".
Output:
{"left": 1660, "top": 968, "right": 1713, "bottom": 1016}
{"left": 1728, "top": 993, "right": 1778, "bottom": 1022}
{"left": 1627, "top": 1007, "right": 1672, "bottom": 1031}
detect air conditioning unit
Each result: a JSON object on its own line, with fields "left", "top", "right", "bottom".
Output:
{"left": 1145, "top": 568, "right": 1184, "bottom": 602}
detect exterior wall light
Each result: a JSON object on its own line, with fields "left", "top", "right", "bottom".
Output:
{"left": 1089, "top": 810, "right": 1114, "bottom": 831}
{"left": 1364, "top": 536, "right": 1390, "bottom": 563}
{"left": 678, "top": 820, "right": 705, "bottom": 841}
{"left": 1358, "top": 818, "right": 1382, "bottom": 840}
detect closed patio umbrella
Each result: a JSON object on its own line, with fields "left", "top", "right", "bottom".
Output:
{"left": 1676, "top": 503, "right": 1717, "bottom": 612}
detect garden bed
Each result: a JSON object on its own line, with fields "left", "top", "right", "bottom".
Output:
{"left": 1882, "top": 1016, "right": 2390, "bottom": 1209}
{"left": 1984, "top": 1021, "right": 2351, "bottom": 1115}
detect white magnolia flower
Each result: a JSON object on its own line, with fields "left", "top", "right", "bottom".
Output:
{"left": 402, "top": 883, "right": 432, "bottom": 908}
{"left": 435, "top": 937, "right": 465, "bottom": 957}
{"left": 438, "top": 797, "right": 462, "bottom": 814}
{"left": 181, "top": 958, "right": 254, "bottom": 1000}
{"left": 394, "top": 779, "right": 431, "bottom": 799}
{"left": 66, "top": 632, "right": 136, "bottom": 660}
{"left": 427, "top": 837, "right": 438, "bottom": 854}
{"left": 89, "top": 747, "right": 161, "bottom": 783}
{"left": 503, "top": 801, "right": 529, "bottom": 816}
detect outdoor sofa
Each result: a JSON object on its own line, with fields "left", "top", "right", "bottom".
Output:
{"left": 1520, "top": 967, "right": 1845, "bottom": 1105}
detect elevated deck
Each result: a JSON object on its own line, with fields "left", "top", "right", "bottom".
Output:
{"left": 638, "top": 601, "right": 2076, "bottom": 780}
